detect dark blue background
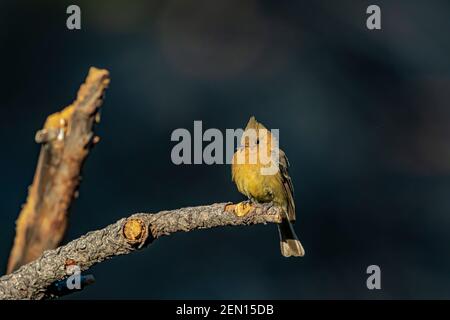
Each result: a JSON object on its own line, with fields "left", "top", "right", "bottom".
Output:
{"left": 1, "top": 0, "right": 450, "bottom": 299}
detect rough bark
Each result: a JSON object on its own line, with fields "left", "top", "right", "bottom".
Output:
{"left": 7, "top": 67, "right": 110, "bottom": 273}
{"left": 0, "top": 202, "right": 282, "bottom": 300}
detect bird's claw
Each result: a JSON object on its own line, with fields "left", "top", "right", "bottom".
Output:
{"left": 235, "top": 201, "right": 253, "bottom": 217}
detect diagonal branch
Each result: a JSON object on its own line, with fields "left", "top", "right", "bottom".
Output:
{"left": 0, "top": 202, "right": 283, "bottom": 300}
{"left": 7, "top": 67, "right": 110, "bottom": 274}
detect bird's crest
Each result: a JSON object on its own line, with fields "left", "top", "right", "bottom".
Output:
{"left": 245, "top": 116, "right": 267, "bottom": 131}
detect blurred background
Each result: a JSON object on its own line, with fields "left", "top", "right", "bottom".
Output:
{"left": 1, "top": 0, "right": 450, "bottom": 299}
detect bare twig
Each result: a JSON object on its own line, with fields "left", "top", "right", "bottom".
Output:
{"left": 7, "top": 67, "right": 110, "bottom": 273}
{"left": 0, "top": 202, "right": 283, "bottom": 300}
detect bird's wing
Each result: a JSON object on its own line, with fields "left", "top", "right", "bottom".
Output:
{"left": 279, "top": 149, "right": 296, "bottom": 222}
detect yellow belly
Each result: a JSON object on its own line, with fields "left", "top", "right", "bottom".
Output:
{"left": 232, "top": 157, "right": 286, "bottom": 206}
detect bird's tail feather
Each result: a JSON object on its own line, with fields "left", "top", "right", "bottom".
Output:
{"left": 277, "top": 219, "right": 305, "bottom": 257}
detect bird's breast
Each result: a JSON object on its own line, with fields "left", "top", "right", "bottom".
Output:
{"left": 232, "top": 150, "right": 277, "bottom": 202}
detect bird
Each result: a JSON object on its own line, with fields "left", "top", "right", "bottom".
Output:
{"left": 231, "top": 116, "right": 305, "bottom": 257}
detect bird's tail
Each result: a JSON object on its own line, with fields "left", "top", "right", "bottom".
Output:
{"left": 277, "top": 219, "right": 305, "bottom": 257}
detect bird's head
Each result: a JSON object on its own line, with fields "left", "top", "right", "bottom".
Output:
{"left": 239, "top": 116, "right": 273, "bottom": 151}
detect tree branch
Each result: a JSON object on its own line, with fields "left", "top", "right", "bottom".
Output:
{"left": 7, "top": 67, "right": 110, "bottom": 273}
{"left": 0, "top": 202, "right": 282, "bottom": 300}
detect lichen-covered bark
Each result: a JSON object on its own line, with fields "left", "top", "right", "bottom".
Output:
{"left": 0, "top": 202, "right": 282, "bottom": 300}
{"left": 7, "top": 67, "right": 110, "bottom": 274}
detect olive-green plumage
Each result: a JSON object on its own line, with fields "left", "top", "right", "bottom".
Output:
{"left": 232, "top": 116, "right": 305, "bottom": 257}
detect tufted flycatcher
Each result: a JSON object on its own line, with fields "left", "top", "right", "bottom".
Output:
{"left": 231, "top": 116, "right": 305, "bottom": 257}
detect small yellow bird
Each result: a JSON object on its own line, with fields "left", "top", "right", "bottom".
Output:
{"left": 231, "top": 116, "right": 305, "bottom": 257}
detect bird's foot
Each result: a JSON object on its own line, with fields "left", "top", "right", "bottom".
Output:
{"left": 234, "top": 201, "right": 253, "bottom": 217}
